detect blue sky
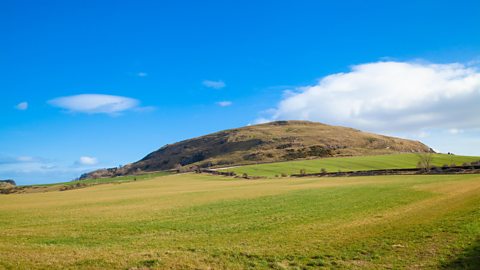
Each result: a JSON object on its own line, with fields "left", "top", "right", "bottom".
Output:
{"left": 2, "top": 0, "right": 480, "bottom": 184}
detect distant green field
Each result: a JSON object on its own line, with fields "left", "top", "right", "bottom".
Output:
{"left": 6, "top": 172, "right": 173, "bottom": 194}
{"left": 33, "top": 171, "right": 171, "bottom": 187}
{"left": 0, "top": 173, "right": 479, "bottom": 269}
{"left": 69, "top": 171, "right": 171, "bottom": 185}
{"left": 221, "top": 153, "right": 480, "bottom": 177}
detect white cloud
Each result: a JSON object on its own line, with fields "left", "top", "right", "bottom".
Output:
{"left": 15, "top": 102, "right": 28, "bottom": 110}
{"left": 203, "top": 80, "right": 226, "bottom": 89}
{"left": 0, "top": 156, "right": 33, "bottom": 164}
{"left": 48, "top": 94, "right": 140, "bottom": 115}
{"left": 262, "top": 61, "right": 480, "bottom": 133}
{"left": 217, "top": 101, "right": 232, "bottom": 107}
{"left": 137, "top": 72, "right": 148, "bottom": 77}
{"left": 77, "top": 156, "right": 98, "bottom": 166}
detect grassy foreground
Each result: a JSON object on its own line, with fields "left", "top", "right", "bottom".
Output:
{"left": 0, "top": 173, "right": 479, "bottom": 269}
{"left": 221, "top": 153, "right": 480, "bottom": 177}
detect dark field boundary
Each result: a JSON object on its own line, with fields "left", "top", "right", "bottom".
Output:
{"left": 291, "top": 165, "right": 480, "bottom": 177}
{"left": 200, "top": 165, "right": 480, "bottom": 178}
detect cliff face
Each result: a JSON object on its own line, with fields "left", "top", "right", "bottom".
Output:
{"left": 82, "top": 121, "right": 432, "bottom": 179}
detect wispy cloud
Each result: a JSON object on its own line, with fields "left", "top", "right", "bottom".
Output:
{"left": 15, "top": 102, "right": 28, "bottom": 110}
{"left": 203, "top": 80, "right": 226, "bottom": 89}
{"left": 16, "top": 156, "right": 34, "bottom": 162}
{"left": 0, "top": 155, "right": 56, "bottom": 174}
{"left": 48, "top": 94, "right": 140, "bottom": 115}
{"left": 0, "top": 154, "right": 105, "bottom": 184}
{"left": 132, "top": 106, "right": 156, "bottom": 113}
{"left": 137, "top": 72, "right": 148, "bottom": 77}
{"left": 217, "top": 101, "right": 232, "bottom": 107}
{"left": 416, "top": 131, "right": 430, "bottom": 138}
{"left": 448, "top": 128, "right": 464, "bottom": 135}
{"left": 0, "top": 156, "right": 42, "bottom": 165}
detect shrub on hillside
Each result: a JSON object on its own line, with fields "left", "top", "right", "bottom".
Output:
{"left": 307, "top": 146, "right": 332, "bottom": 157}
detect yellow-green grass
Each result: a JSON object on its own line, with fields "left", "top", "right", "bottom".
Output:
{"left": 1, "top": 173, "right": 479, "bottom": 269}
{"left": 221, "top": 153, "right": 480, "bottom": 177}
{"left": 25, "top": 172, "right": 171, "bottom": 189}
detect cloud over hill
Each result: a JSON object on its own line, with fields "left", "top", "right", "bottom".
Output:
{"left": 263, "top": 61, "right": 480, "bottom": 133}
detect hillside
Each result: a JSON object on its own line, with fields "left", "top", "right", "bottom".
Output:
{"left": 83, "top": 121, "right": 432, "bottom": 178}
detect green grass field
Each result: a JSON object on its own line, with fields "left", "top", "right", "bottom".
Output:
{"left": 221, "top": 153, "right": 480, "bottom": 177}
{"left": 1, "top": 173, "right": 479, "bottom": 269}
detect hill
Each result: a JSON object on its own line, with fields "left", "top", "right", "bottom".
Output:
{"left": 82, "top": 120, "right": 432, "bottom": 179}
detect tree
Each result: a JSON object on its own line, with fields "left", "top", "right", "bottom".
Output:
{"left": 417, "top": 153, "right": 434, "bottom": 172}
